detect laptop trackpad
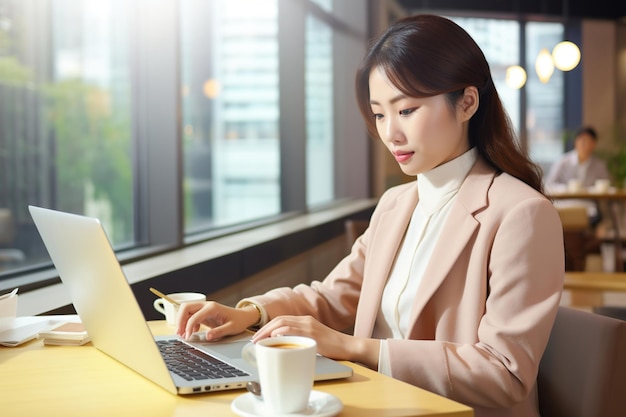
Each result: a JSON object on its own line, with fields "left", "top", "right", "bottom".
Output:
{"left": 189, "top": 333, "right": 251, "bottom": 359}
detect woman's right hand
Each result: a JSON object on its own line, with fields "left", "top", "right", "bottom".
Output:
{"left": 176, "top": 301, "right": 259, "bottom": 341}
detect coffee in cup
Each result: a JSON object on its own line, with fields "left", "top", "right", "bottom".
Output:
{"left": 269, "top": 342, "right": 305, "bottom": 349}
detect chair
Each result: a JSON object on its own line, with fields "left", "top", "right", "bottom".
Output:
{"left": 593, "top": 306, "right": 626, "bottom": 321}
{"left": 556, "top": 206, "right": 591, "bottom": 271}
{"left": 537, "top": 306, "right": 626, "bottom": 417}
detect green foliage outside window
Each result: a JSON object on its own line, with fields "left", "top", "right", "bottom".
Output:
{"left": 42, "top": 80, "right": 133, "bottom": 243}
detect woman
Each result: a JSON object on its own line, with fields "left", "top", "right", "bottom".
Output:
{"left": 177, "top": 15, "right": 564, "bottom": 417}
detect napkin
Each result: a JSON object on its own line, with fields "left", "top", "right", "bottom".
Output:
{"left": 0, "top": 288, "right": 81, "bottom": 347}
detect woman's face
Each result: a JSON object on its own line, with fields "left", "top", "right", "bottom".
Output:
{"left": 368, "top": 67, "right": 473, "bottom": 176}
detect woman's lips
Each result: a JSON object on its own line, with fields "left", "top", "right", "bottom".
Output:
{"left": 393, "top": 151, "right": 414, "bottom": 163}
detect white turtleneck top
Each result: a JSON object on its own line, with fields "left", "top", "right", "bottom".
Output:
{"left": 375, "top": 147, "right": 478, "bottom": 375}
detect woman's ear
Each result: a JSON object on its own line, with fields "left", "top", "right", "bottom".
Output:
{"left": 458, "top": 86, "right": 479, "bottom": 122}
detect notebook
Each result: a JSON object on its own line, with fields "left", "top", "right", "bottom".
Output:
{"left": 28, "top": 205, "right": 353, "bottom": 395}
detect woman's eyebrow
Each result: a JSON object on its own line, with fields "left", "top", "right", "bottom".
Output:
{"left": 370, "top": 93, "right": 406, "bottom": 106}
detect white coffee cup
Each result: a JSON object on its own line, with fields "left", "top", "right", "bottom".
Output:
{"left": 567, "top": 179, "right": 582, "bottom": 192}
{"left": 242, "top": 336, "right": 317, "bottom": 414}
{"left": 594, "top": 179, "right": 610, "bottom": 193}
{"left": 153, "top": 292, "right": 206, "bottom": 325}
{"left": 0, "top": 291, "right": 18, "bottom": 332}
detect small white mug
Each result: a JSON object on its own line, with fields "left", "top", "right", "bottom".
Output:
{"left": 0, "top": 292, "right": 18, "bottom": 332}
{"left": 242, "top": 336, "right": 317, "bottom": 414}
{"left": 567, "top": 179, "right": 582, "bottom": 192}
{"left": 594, "top": 179, "right": 610, "bottom": 193}
{"left": 153, "top": 292, "right": 206, "bottom": 326}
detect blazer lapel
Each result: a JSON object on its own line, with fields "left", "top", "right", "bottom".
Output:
{"left": 354, "top": 183, "right": 418, "bottom": 337}
{"left": 406, "top": 159, "right": 495, "bottom": 331}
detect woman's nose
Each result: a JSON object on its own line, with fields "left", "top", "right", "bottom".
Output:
{"left": 380, "top": 119, "right": 405, "bottom": 144}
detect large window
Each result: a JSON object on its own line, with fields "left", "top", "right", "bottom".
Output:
{"left": 0, "top": 0, "right": 134, "bottom": 272}
{"left": 305, "top": 4, "right": 334, "bottom": 207}
{"left": 452, "top": 17, "right": 522, "bottom": 133}
{"left": 452, "top": 17, "right": 566, "bottom": 175}
{"left": 181, "top": 0, "right": 280, "bottom": 232}
{"left": 0, "top": 0, "right": 368, "bottom": 286}
{"left": 525, "top": 22, "right": 565, "bottom": 173}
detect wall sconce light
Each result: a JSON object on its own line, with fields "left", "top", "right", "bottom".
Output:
{"left": 505, "top": 65, "right": 527, "bottom": 89}
{"left": 535, "top": 48, "right": 555, "bottom": 83}
{"left": 552, "top": 40, "right": 581, "bottom": 71}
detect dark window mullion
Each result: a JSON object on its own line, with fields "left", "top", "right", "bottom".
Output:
{"left": 132, "top": 0, "right": 183, "bottom": 247}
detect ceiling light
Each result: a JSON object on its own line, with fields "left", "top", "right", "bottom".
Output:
{"left": 552, "top": 41, "right": 581, "bottom": 71}
{"left": 505, "top": 65, "right": 527, "bottom": 89}
{"left": 535, "top": 48, "right": 554, "bottom": 84}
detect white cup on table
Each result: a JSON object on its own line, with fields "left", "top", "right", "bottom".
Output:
{"left": 0, "top": 289, "right": 18, "bottom": 332}
{"left": 242, "top": 335, "right": 317, "bottom": 414}
{"left": 567, "top": 179, "right": 582, "bottom": 192}
{"left": 153, "top": 292, "right": 206, "bottom": 326}
{"left": 594, "top": 179, "right": 611, "bottom": 193}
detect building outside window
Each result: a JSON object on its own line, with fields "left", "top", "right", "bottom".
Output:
{"left": 181, "top": 0, "right": 280, "bottom": 233}
{"left": 525, "top": 21, "right": 565, "bottom": 174}
{"left": 0, "top": 0, "right": 366, "bottom": 286}
{"left": 305, "top": 1, "right": 334, "bottom": 207}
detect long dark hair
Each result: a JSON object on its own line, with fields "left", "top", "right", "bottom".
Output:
{"left": 356, "top": 14, "right": 544, "bottom": 194}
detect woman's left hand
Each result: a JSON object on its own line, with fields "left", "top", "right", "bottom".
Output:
{"left": 251, "top": 315, "right": 380, "bottom": 369}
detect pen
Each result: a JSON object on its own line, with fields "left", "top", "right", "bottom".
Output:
{"left": 149, "top": 287, "right": 180, "bottom": 307}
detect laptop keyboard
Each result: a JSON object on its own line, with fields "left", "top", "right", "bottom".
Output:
{"left": 157, "top": 339, "right": 249, "bottom": 381}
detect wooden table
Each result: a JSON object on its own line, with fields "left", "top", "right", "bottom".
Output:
{"left": 0, "top": 320, "right": 473, "bottom": 417}
{"left": 549, "top": 189, "right": 626, "bottom": 271}
{"left": 564, "top": 272, "right": 626, "bottom": 307}
{"left": 549, "top": 189, "right": 626, "bottom": 201}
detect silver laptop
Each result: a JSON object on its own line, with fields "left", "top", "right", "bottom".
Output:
{"left": 29, "top": 205, "right": 352, "bottom": 395}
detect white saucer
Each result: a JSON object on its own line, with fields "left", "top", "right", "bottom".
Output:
{"left": 231, "top": 390, "right": 343, "bottom": 417}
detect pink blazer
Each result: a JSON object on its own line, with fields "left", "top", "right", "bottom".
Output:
{"left": 251, "top": 158, "right": 565, "bottom": 417}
